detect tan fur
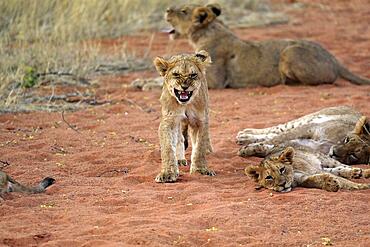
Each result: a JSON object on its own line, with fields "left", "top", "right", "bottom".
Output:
{"left": 166, "top": 4, "right": 370, "bottom": 88}
{"left": 330, "top": 116, "right": 370, "bottom": 164}
{"left": 245, "top": 147, "right": 370, "bottom": 192}
{"left": 237, "top": 106, "right": 370, "bottom": 165}
{"left": 0, "top": 171, "right": 55, "bottom": 198}
{"left": 154, "top": 51, "right": 215, "bottom": 183}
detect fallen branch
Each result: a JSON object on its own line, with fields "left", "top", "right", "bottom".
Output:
{"left": 37, "top": 71, "right": 90, "bottom": 86}
{"left": 97, "top": 168, "right": 129, "bottom": 177}
{"left": 122, "top": 98, "right": 154, "bottom": 113}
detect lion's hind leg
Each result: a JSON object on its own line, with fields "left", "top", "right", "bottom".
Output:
{"left": 279, "top": 44, "right": 337, "bottom": 85}
{"left": 236, "top": 114, "right": 316, "bottom": 145}
{"left": 177, "top": 122, "right": 187, "bottom": 166}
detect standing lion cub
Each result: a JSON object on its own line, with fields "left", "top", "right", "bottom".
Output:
{"left": 154, "top": 50, "right": 215, "bottom": 183}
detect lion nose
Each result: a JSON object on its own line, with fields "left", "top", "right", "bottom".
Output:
{"left": 181, "top": 85, "right": 189, "bottom": 90}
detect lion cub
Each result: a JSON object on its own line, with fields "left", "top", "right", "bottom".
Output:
{"left": 153, "top": 51, "right": 215, "bottom": 183}
{"left": 0, "top": 171, "right": 55, "bottom": 198}
{"left": 245, "top": 147, "right": 370, "bottom": 192}
{"left": 237, "top": 106, "right": 370, "bottom": 165}
{"left": 165, "top": 4, "right": 370, "bottom": 88}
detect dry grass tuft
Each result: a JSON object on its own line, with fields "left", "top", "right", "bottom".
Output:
{"left": 0, "top": 0, "right": 289, "bottom": 112}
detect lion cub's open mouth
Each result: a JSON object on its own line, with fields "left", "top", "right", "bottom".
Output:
{"left": 162, "top": 27, "right": 178, "bottom": 39}
{"left": 174, "top": 88, "right": 193, "bottom": 103}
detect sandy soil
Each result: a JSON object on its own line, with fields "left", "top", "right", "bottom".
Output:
{"left": 1, "top": 0, "right": 370, "bottom": 246}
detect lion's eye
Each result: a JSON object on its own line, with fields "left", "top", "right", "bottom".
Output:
{"left": 279, "top": 167, "right": 285, "bottom": 174}
{"left": 343, "top": 137, "right": 350, "bottom": 144}
{"left": 265, "top": 175, "right": 273, "bottom": 180}
{"left": 172, "top": 72, "right": 180, "bottom": 78}
{"left": 181, "top": 9, "right": 187, "bottom": 14}
{"left": 189, "top": 73, "right": 198, "bottom": 79}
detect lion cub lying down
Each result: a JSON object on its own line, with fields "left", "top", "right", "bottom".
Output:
{"left": 238, "top": 106, "right": 370, "bottom": 165}
{"left": 245, "top": 147, "right": 370, "bottom": 192}
{"left": 153, "top": 50, "right": 215, "bottom": 183}
{"left": 165, "top": 4, "right": 370, "bottom": 88}
{"left": 0, "top": 171, "right": 55, "bottom": 198}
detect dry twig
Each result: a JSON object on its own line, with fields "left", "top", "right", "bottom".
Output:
{"left": 97, "top": 168, "right": 129, "bottom": 177}
{"left": 61, "top": 111, "right": 80, "bottom": 133}
{"left": 122, "top": 98, "right": 154, "bottom": 113}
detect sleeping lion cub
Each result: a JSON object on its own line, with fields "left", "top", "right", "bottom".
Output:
{"left": 245, "top": 147, "right": 370, "bottom": 192}
{"left": 153, "top": 50, "right": 215, "bottom": 183}
{"left": 0, "top": 171, "right": 55, "bottom": 198}
{"left": 238, "top": 106, "right": 370, "bottom": 165}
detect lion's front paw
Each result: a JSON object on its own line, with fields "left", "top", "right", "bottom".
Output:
{"left": 238, "top": 145, "right": 255, "bottom": 157}
{"left": 322, "top": 175, "right": 340, "bottom": 192}
{"left": 190, "top": 167, "right": 216, "bottom": 176}
{"left": 238, "top": 143, "right": 273, "bottom": 157}
{"left": 351, "top": 168, "right": 363, "bottom": 179}
{"left": 178, "top": 159, "right": 188, "bottom": 166}
{"left": 155, "top": 171, "right": 178, "bottom": 183}
{"left": 236, "top": 130, "right": 264, "bottom": 145}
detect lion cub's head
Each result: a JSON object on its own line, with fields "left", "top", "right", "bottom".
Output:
{"left": 154, "top": 51, "right": 211, "bottom": 105}
{"left": 330, "top": 116, "right": 370, "bottom": 165}
{"left": 165, "top": 4, "right": 221, "bottom": 39}
{"left": 245, "top": 147, "right": 295, "bottom": 192}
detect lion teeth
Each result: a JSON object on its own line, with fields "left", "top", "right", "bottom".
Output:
{"left": 179, "top": 91, "right": 189, "bottom": 99}
{"left": 174, "top": 88, "right": 192, "bottom": 102}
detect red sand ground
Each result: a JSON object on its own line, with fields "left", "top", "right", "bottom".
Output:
{"left": 1, "top": 1, "right": 369, "bottom": 246}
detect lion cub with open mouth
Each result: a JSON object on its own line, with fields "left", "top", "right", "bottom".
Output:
{"left": 154, "top": 50, "right": 215, "bottom": 183}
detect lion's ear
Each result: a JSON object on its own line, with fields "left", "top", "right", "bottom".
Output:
{"left": 194, "top": 50, "right": 212, "bottom": 65}
{"left": 206, "top": 3, "right": 221, "bottom": 16}
{"left": 153, "top": 57, "right": 169, "bottom": 77}
{"left": 192, "top": 7, "right": 216, "bottom": 26}
{"left": 245, "top": 165, "right": 261, "bottom": 182}
{"left": 278, "top": 147, "right": 294, "bottom": 163}
{"left": 354, "top": 116, "right": 369, "bottom": 136}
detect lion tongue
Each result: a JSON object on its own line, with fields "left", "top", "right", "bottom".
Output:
{"left": 179, "top": 91, "right": 189, "bottom": 100}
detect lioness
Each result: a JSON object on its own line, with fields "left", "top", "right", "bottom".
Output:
{"left": 165, "top": 4, "right": 370, "bottom": 88}
{"left": 0, "top": 171, "right": 55, "bottom": 198}
{"left": 237, "top": 106, "right": 370, "bottom": 165}
{"left": 245, "top": 146, "right": 370, "bottom": 192}
{"left": 154, "top": 50, "right": 215, "bottom": 183}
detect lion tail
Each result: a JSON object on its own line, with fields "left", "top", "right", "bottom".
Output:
{"left": 338, "top": 63, "right": 370, "bottom": 85}
{"left": 8, "top": 176, "right": 55, "bottom": 194}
